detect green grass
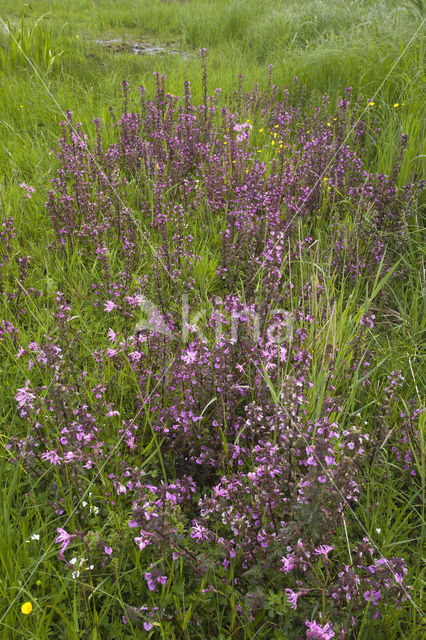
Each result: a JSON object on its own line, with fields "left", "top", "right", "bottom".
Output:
{"left": 0, "top": 0, "right": 424, "bottom": 179}
{"left": 0, "top": 1, "right": 424, "bottom": 638}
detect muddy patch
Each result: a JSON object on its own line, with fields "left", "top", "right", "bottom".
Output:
{"left": 95, "top": 38, "right": 191, "bottom": 60}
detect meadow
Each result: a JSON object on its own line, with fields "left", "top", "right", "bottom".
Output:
{"left": 0, "top": 1, "right": 424, "bottom": 638}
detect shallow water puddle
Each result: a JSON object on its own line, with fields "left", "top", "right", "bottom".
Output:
{"left": 95, "top": 38, "right": 191, "bottom": 60}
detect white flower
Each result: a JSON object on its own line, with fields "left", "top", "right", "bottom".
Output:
{"left": 25, "top": 533, "right": 40, "bottom": 542}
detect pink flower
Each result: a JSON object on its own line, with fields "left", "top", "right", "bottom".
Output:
{"left": 305, "top": 619, "right": 335, "bottom": 640}
{"left": 363, "top": 590, "right": 381, "bottom": 606}
{"left": 144, "top": 570, "right": 167, "bottom": 591}
{"left": 15, "top": 381, "right": 35, "bottom": 414}
{"left": 19, "top": 182, "right": 35, "bottom": 199}
{"left": 41, "top": 450, "right": 62, "bottom": 466}
{"left": 280, "top": 554, "right": 295, "bottom": 573}
{"left": 134, "top": 531, "right": 152, "bottom": 550}
{"left": 107, "top": 328, "right": 117, "bottom": 342}
{"left": 104, "top": 300, "right": 116, "bottom": 313}
{"left": 104, "top": 546, "right": 113, "bottom": 555}
{"left": 285, "top": 588, "right": 302, "bottom": 609}
{"left": 145, "top": 572, "right": 156, "bottom": 591}
{"left": 314, "top": 545, "right": 334, "bottom": 560}
{"left": 55, "top": 528, "right": 76, "bottom": 558}
{"left": 182, "top": 348, "right": 197, "bottom": 365}
{"left": 190, "top": 523, "right": 211, "bottom": 542}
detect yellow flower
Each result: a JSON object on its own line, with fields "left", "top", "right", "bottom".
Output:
{"left": 36, "top": 580, "right": 42, "bottom": 587}
{"left": 271, "top": 140, "right": 275, "bottom": 145}
{"left": 393, "top": 103, "right": 399, "bottom": 108}
{"left": 274, "top": 125, "right": 279, "bottom": 128}
{"left": 333, "top": 118, "right": 337, "bottom": 121}
{"left": 369, "top": 101, "right": 375, "bottom": 106}
{"left": 21, "top": 602, "right": 32, "bottom": 615}
{"left": 327, "top": 122, "right": 331, "bottom": 127}
{"left": 258, "top": 128, "right": 263, "bottom": 132}
{"left": 19, "top": 105, "right": 24, "bottom": 109}
{"left": 246, "top": 169, "right": 249, "bottom": 173}
{"left": 257, "top": 149, "right": 262, "bottom": 153}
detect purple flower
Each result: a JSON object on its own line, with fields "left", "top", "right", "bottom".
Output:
{"left": 145, "top": 572, "right": 156, "bottom": 591}
{"left": 19, "top": 182, "right": 35, "bottom": 199}
{"left": 104, "top": 546, "right": 113, "bottom": 555}
{"left": 181, "top": 347, "right": 197, "bottom": 365}
{"left": 41, "top": 450, "right": 62, "bottom": 466}
{"left": 305, "top": 619, "right": 335, "bottom": 640}
{"left": 280, "top": 554, "right": 295, "bottom": 573}
{"left": 314, "top": 545, "right": 334, "bottom": 560}
{"left": 190, "top": 522, "right": 211, "bottom": 542}
{"left": 144, "top": 570, "right": 168, "bottom": 591}
{"left": 143, "top": 621, "right": 153, "bottom": 631}
{"left": 134, "top": 530, "right": 152, "bottom": 550}
{"left": 285, "top": 588, "right": 301, "bottom": 610}
{"left": 55, "top": 528, "right": 76, "bottom": 558}
{"left": 104, "top": 300, "right": 116, "bottom": 313}
{"left": 363, "top": 590, "right": 381, "bottom": 606}
{"left": 360, "top": 313, "right": 375, "bottom": 328}
{"left": 108, "top": 328, "right": 117, "bottom": 342}
{"left": 15, "top": 381, "right": 35, "bottom": 414}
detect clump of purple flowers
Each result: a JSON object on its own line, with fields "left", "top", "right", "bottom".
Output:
{"left": 4, "top": 70, "right": 422, "bottom": 637}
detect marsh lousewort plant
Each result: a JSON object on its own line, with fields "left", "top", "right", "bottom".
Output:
{"left": 3, "top": 69, "right": 423, "bottom": 638}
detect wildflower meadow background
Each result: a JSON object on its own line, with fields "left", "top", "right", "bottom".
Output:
{"left": 0, "top": 1, "right": 424, "bottom": 638}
